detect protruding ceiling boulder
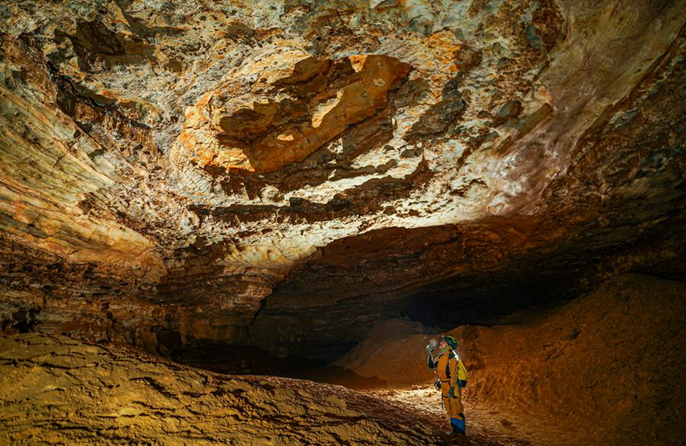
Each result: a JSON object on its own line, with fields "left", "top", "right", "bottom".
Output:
{"left": 179, "top": 52, "right": 410, "bottom": 173}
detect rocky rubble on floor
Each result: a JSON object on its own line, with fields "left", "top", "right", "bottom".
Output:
{"left": 0, "top": 333, "right": 473, "bottom": 446}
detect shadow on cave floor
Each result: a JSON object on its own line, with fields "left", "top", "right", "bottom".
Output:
{"left": 168, "top": 338, "right": 538, "bottom": 445}
{"left": 168, "top": 341, "right": 560, "bottom": 445}
{"left": 170, "top": 342, "right": 388, "bottom": 390}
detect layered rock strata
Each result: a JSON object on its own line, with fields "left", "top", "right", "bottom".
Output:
{"left": 0, "top": 0, "right": 684, "bottom": 358}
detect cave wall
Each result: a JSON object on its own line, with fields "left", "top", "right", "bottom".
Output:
{"left": 458, "top": 273, "right": 686, "bottom": 446}
{"left": 335, "top": 273, "right": 686, "bottom": 446}
{"left": 0, "top": 0, "right": 684, "bottom": 358}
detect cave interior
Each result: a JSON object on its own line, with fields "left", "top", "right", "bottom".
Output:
{"left": 0, "top": 0, "right": 685, "bottom": 445}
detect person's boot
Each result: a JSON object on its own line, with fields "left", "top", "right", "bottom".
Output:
{"left": 451, "top": 426, "right": 466, "bottom": 435}
{"left": 450, "top": 417, "right": 466, "bottom": 435}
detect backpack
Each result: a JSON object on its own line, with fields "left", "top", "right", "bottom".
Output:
{"left": 446, "top": 350, "right": 468, "bottom": 389}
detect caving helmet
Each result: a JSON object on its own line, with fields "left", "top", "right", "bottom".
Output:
{"left": 442, "top": 335, "right": 459, "bottom": 350}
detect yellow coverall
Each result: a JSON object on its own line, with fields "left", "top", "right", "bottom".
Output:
{"left": 431, "top": 350, "right": 467, "bottom": 434}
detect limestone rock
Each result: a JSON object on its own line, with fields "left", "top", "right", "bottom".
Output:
{"left": 0, "top": 0, "right": 684, "bottom": 358}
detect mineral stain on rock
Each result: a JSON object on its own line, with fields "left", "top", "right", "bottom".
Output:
{"left": 180, "top": 52, "right": 411, "bottom": 173}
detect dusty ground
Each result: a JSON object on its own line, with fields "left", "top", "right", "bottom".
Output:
{"left": 335, "top": 273, "right": 686, "bottom": 446}
{"left": 0, "top": 333, "right": 509, "bottom": 446}
{"left": 371, "top": 387, "right": 534, "bottom": 446}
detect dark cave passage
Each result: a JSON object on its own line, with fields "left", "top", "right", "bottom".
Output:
{"left": 166, "top": 274, "right": 573, "bottom": 377}
{"left": 399, "top": 282, "right": 561, "bottom": 330}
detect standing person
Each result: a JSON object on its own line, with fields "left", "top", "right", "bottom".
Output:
{"left": 427, "top": 335, "right": 468, "bottom": 435}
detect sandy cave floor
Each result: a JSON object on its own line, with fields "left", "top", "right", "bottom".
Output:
{"left": 0, "top": 333, "right": 670, "bottom": 446}
{"left": 370, "top": 386, "right": 560, "bottom": 446}
{"left": 0, "top": 333, "right": 519, "bottom": 446}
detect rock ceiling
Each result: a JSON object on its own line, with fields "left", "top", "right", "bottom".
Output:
{"left": 0, "top": 0, "right": 684, "bottom": 358}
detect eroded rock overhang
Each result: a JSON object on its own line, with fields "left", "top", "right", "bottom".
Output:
{"left": 0, "top": 0, "right": 684, "bottom": 357}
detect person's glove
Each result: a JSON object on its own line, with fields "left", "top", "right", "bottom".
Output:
{"left": 426, "top": 344, "right": 434, "bottom": 354}
{"left": 448, "top": 386, "right": 456, "bottom": 398}
{"left": 434, "top": 379, "right": 441, "bottom": 390}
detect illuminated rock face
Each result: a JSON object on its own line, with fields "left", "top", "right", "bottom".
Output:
{"left": 0, "top": 1, "right": 684, "bottom": 358}
{"left": 180, "top": 53, "right": 411, "bottom": 173}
